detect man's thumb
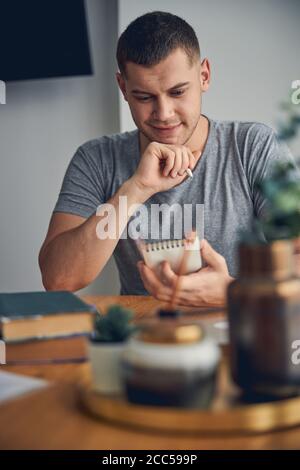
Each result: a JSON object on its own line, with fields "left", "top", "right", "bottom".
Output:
{"left": 201, "top": 239, "right": 225, "bottom": 270}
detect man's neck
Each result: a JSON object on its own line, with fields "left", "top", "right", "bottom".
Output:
{"left": 185, "top": 114, "right": 209, "bottom": 155}
{"left": 139, "top": 114, "right": 209, "bottom": 161}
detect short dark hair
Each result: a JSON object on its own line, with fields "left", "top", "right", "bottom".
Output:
{"left": 117, "top": 11, "right": 200, "bottom": 77}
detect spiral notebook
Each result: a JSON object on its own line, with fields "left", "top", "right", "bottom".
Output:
{"left": 139, "top": 235, "right": 202, "bottom": 275}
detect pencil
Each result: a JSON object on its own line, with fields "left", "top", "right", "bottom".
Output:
{"left": 167, "top": 232, "right": 196, "bottom": 311}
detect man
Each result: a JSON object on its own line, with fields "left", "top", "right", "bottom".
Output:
{"left": 39, "top": 11, "right": 293, "bottom": 307}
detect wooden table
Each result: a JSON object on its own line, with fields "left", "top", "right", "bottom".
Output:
{"left": 0, "top": 295, "right": 299, "bottom": 450}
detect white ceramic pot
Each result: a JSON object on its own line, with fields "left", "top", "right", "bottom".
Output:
{"left": 88, "top": 340, "right": 125, "bottom": 394}
{"left": 121, "top": 323, "right": 220, "bottom": 408}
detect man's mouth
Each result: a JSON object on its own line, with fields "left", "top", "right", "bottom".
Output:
{"left": 150, "top": 123, "right": 182, "bottom": 133}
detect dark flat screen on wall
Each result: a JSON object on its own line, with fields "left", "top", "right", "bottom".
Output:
{"left": 0, "top": 0, "right": 93, "bottom": 81}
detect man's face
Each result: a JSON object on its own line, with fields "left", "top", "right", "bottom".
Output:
{"left": 117, "top": 48, "right": 210, "bottom": 146}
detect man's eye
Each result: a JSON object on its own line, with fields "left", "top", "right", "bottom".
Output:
{"left": 137, "top": 96, "right": 152, "bottom": 102}
{"left": 171, "top": 89, "right": 185, "bottom": 97}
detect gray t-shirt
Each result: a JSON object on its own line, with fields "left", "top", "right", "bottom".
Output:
{"left": 53, "top": 117, "right": 294, "bottom": 294}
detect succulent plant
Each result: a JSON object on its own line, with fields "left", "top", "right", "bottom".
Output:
{"left": 91, "top": 305, "right": 137, "bottom": 343}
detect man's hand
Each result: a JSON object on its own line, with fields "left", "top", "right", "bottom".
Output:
{"left": 137, "top": 239, "right": 234, "bottom": 307}
{"left": 129, "top": 142, "right": 201, "bottom": 197}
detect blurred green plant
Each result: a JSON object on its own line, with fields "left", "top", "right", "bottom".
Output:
{"left": 91, "top": 305, "right": 137, "bottom": 343}
{"left": 277, "top": 96, "right": 300, "bottom": 142}
{"left": 256, "top": 159, "right": 300, "bottom": 241}
{"left": 242, "top": 95, "right": 300, "bottom": 244}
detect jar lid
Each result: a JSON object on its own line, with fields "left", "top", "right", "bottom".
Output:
{"left": 122, "top": 324, "right": 220, "bottom": 372}
{"left": 137, "top": 321, "right": 203, "bottom": 345}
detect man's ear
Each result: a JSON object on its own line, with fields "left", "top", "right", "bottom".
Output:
{"left": 116, "top": 72, "right": 128, "bottom": 101}
{"left": 199, "top": 58, "right": 211, "bottom": 93}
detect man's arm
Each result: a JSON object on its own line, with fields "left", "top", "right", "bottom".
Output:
{"left": 39, "top": 142, "right": 198, "bottom": 291}
{"left": 39, "top": 178, "right": 149, "bottom": 291}
{"left": 244, "top": 124, "right": 298, "bottom": 220}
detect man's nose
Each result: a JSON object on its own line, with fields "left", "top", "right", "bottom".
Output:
{"left": 152, "top": 97, "right": 175, "bottom": 122}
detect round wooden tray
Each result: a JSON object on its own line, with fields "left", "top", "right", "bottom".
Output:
{"left": 79, "top": 358, "right": 300, "bottom": 435}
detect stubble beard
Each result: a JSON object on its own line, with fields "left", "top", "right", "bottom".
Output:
{"left": 139, "top": 112, "right": 201, "bottom": 147}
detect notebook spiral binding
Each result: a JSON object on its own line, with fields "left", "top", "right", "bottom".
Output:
{"left": 145, "top": 239, "right": 185, "bottom": 252}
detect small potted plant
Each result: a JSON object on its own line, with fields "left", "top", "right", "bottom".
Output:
{"left": 88, "top": 305, "right": 136, "bottom": 394}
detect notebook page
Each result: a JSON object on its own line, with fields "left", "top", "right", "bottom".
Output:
{"left": 142, "top": 236, "right": 202, "bottom": 274}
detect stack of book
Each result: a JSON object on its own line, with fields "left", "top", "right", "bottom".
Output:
{"left": 0, "top": 291, "right": 98, "bottom": 364}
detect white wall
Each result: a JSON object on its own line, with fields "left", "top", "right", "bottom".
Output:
{"left": 0, "top": 0, "right": 120, "bottom": 295}
{"left": 118, "top": 0, "right": 300, "bottom": 132}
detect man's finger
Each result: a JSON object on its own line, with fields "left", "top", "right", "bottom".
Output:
{"left": 201, "top": 239, "right": 227, "bottom": 271}
{"left": 159, "top": 261, "right": 178, "bottom": 287}
{"left": 178, "top": 147, "right": 190, "bottom": 176}
{"left": 138, "top": 262, "right": 158, "bottom": 294}
{"left": 161, "top": 148, "right": 176, "bottom": 176}
{"left": 138, "top": 261, "right": 173, "bottom": 297}
{"left": 171, "top": 148, "right": 183, "bottom": 178}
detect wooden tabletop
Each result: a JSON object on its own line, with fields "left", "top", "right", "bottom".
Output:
{"left": 0, "top": 295, "right": 299, "bottom": 450}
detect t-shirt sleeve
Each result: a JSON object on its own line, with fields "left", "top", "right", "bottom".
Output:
{"left": 243, "top": 124, "right": 298, "bottom": 220}
{"left": 53, "top": 144, "right": 106, "bottom": 219}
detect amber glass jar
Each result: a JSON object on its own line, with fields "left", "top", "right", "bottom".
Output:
{"left": 228, "top": 240, "right": 300, "bottom": 397}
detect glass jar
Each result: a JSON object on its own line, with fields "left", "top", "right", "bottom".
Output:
{"left": 228, "top": 239, "right": 300, "bottom": 397}
{"left": 121, "top": 319, "right": 220, "bottom": 408}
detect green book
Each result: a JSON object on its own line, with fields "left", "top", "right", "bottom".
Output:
{"left": 0, "top": 290, "right": 99, "bottom": 343}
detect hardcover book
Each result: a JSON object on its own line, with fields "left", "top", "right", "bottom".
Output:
{"left": 0, "top": 291, "right": 98, "bottom": 343}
